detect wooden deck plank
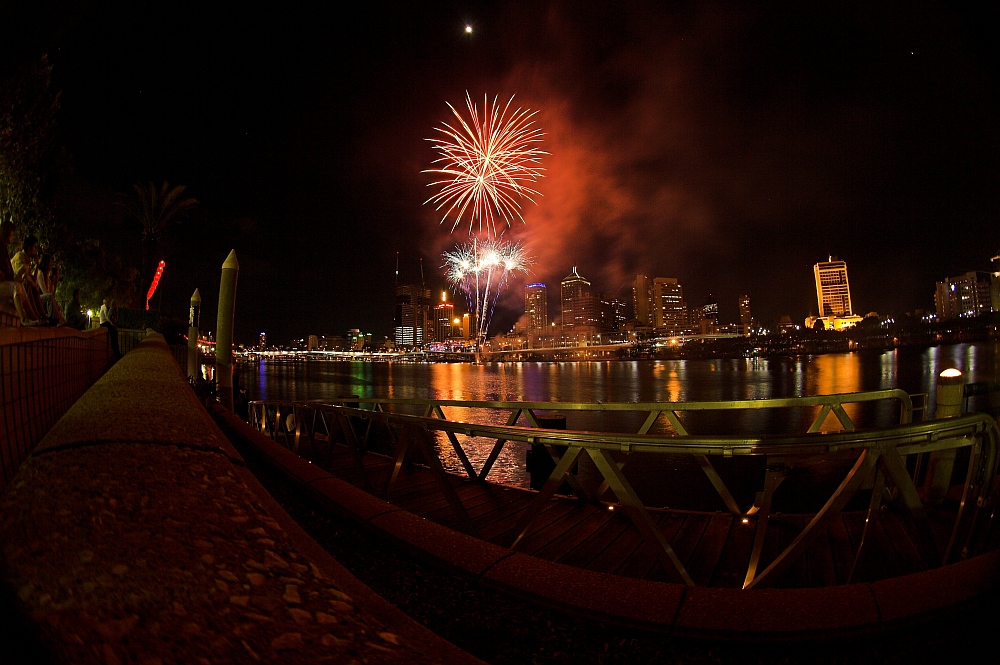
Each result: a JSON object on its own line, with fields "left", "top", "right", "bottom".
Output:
{"left": 827, "top": 514, "right": 858, "bottom": 584}
{"left": 710, "top": 515, "right": 756, "bottom": 588}
{"left": 421, "top": 485, "right": 522, "bottom": 522}
{"left": 806, "top": 522, "right": 839, "bottom": 588}
{"left": 878, "top": 510, "right": 927, "bottom": 576}
{"left": 684, "top": 512, "right": 734, "bottom": 586}
{"left": 580, "top": 514, "right": 644, "bottom": 575}
{"left": 616, "top": 511, "right": 686, "bottom": 583}
{"left": 479, "top": 498, "right": 568, "bottom": 543}
{"left": 556, "top": 514, "right": 632, "bottom": 569}
{"left": 301, "top": 446, "right": 963, "bottom": 589}
{"left": 842, "top": 511, "right": 893, "bottom": 582}
{"left": 395, "top": 482, "right": 487, "bottom": 517}
{"left": 517, "top": 503, "right": 604, "bottom": 555}
{"left": 776, "top": 515, "right": 810, "bottom": 589}
{"left": 531, "top": 509, "right": 617, "bottom": 562}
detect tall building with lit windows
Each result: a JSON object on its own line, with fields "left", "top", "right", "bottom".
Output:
{"left": 814, "top": 257, "right": 853, "bottom": 317}
{"left": 524, "top": 283, "right": 548, "bottom": 334}
{"left": 807, "top": 258, "right": 862, "bottom": 330}
{"left": 394, "top": 284, "right": 431, "bottom": 347}
{"left": 433, "top": 291, "right": 455, "bottom": 342}
{"left": 739, "top": 294, "right": 753, "bottom": 335}
{"left": 632, "top": 274, "right": 653, "bottom": 325}
{"left": 935, "top": 272, "right": 993, "bottom": 320}
{"left": 652, "top": 277, "right": 688, "bottom": 334}
{"left": 561, "top": 267, "right": 598, "bottom": 342}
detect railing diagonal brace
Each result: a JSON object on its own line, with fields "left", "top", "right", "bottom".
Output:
{"left": 879, "top": 445, "right": 941, "bottom": 567}
{"left": 748, "top": 449, "right": 877, "bottom": 589}
{"left": 479, "top": 410, "right": 522, "bottom": 481}
{"left": 588, "top": 448, "right": 694, "bottom": 586}
{"left": 413, "top": 426, "right": 477, "bottom": 536}
{"left": 509, "top": 446, "right": 583, "bottom": 549}
{"left": 848, "top": 468, "right": 886, "bottom": 583}
{"left": 694, "top": 454, "right": 742, "bottom": 515}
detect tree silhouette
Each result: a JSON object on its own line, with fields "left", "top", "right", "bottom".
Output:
{"left": 122, "top": 181, "right": 197, "bottom": 308}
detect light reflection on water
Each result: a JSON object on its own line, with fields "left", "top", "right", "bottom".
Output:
{"left": 242, "top": 342, "right": 1000, "bottom": 487}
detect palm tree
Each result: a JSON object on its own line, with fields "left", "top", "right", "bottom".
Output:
{"left": 123, "top": 181, "right": 197, "bottom": 307}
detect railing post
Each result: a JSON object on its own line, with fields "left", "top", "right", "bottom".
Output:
{"left": 924, "top": 368, "right": 964, "bottom": 506}
{"left": 216, "top": 250, "right": 239, "bottom": 411}
{"left": 187, "top": 288, "right": 201, "bottom": 380}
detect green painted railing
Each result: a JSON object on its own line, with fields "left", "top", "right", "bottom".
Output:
{"left": 248, "top": 391, "right": 999, "bottom": 589}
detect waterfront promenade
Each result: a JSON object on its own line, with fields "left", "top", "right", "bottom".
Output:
{"left": 0, "top": 329, "right": 481, "bottom": 664}
{"left": 2, "top": 327, "right": 1000, "bottom": 662}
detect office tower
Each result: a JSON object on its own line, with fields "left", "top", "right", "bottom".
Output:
{"left": 597, "top": 293, "right": 627, "bottom": 333}
{"left": 434, "top": 290, "right": 455, "bottom": 342}
{"left": 935, "top": 271, "right": 993, "bottom": 320}
{"left": 632, "top": 275, "right": 652, "bottom": 325}
{"left": 524, "top": 283, "right": 548, "bottom": 334}
{"left": 739, "top": 294, "right": 752, "bottom": 335}
{"left": 696, "top": 294, "right": 719, "bottom": 333}
{"left": 258, "top": 332, "right": 266, "bottom": 351}
{"left": 394, "top": 284, "right": 431, "bottom": 347}
{"left": 652, "top": 277, "right": 688, "bottom": 333}
{"left": 990, "top": 251, "right": 1000, "bottom": 313}
{"left": 561, "top": 267, "right": 596, "bottom": 331}
{"left": 814, "top": 258, "right": 854, "bottom": 317}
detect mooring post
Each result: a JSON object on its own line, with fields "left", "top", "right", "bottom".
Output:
{"left": 216, "top": 250, "right": 239, "bottom": 411}
{"left": 187, "top": 288, "right": 201, "bottom": 381}
{"left": 924, "top": 367, "right": 964, "bottom": 505}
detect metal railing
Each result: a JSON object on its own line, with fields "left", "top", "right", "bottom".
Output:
{"left": 1, "top": 330, "right": 113, "bottom": 492}
{"left": 248, "top": 391, "right": 999, "bottom": 589}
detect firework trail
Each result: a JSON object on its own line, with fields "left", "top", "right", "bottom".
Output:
{"left": 443, "top": 238, "right": 530, "bottom": 347}
{"left": 425, "top": 92, "right": 547, "bottom": 237}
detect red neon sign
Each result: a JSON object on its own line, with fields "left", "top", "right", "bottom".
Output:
{"left": 145, "top": 260, "right": 166, "bottom": 310}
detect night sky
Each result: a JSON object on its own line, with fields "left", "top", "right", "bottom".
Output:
{"left": 3, "top": 1, "right": 998, "bottom": 343}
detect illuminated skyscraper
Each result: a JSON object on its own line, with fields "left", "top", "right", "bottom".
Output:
{"left": 739, "top": 294, "right": 752, "bottom": 335}
{"left": 433, "top": 291, "right": 455, "bottom": 342}
{"left": 524, "top": 283, "right": 548, "bottom": 334}
{"left": 394, "top": 284, "right": 431, "bottom": 347}
{"left": 632, "top": 274, "right": 652, "bottom": 325}
{"left": 814, "top": 258, "right": 853, "bottom": 317}
{"left": 696, "top": 294, "right": 719, "bottom": 334}
{"left": 653, "top": 277, "right": 688, "bottom": 334}
{"left": 561, "top": 267, "right": 598, "bottom": 344}
{"left": 935, "top": 272, "right": 993, "bottom": 320}
{"left": 597, "top": 293, "right": 626, "bottom": 333}
{"left": 561, "top": 267, "right": 595, "bottom": 331}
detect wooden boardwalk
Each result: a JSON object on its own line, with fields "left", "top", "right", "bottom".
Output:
{"left": 310, "top": 442, "right": 946, "bottom": 589}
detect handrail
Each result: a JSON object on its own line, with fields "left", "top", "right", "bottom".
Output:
{"left": 247, "top": 394, "right": 999, "bottom": 590}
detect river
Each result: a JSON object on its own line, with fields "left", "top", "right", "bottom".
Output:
{"left": 239, "top": 342, "right": 1000, "bottom": 492}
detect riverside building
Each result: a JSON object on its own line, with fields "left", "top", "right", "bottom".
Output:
{"left": 561, "top": 267, "right": 598, "bottom": 343}
{"left": 653, "top": 277, "right": 689, "bottom": 335}
{"left": 935, "top": 271, "right": 993, "bottom": 320}
{"left": 806, "top": 257, "right": 862, "bottom": 330}
{"left": 525, "top": 282, "right": 550, "bottom": 348}
{"left": 394, "top": 284, "right": 431, "bottom": 348}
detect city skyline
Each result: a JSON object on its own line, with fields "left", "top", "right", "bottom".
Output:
{"left": 2, "top": 2, "right": 998, "bottom": 344}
